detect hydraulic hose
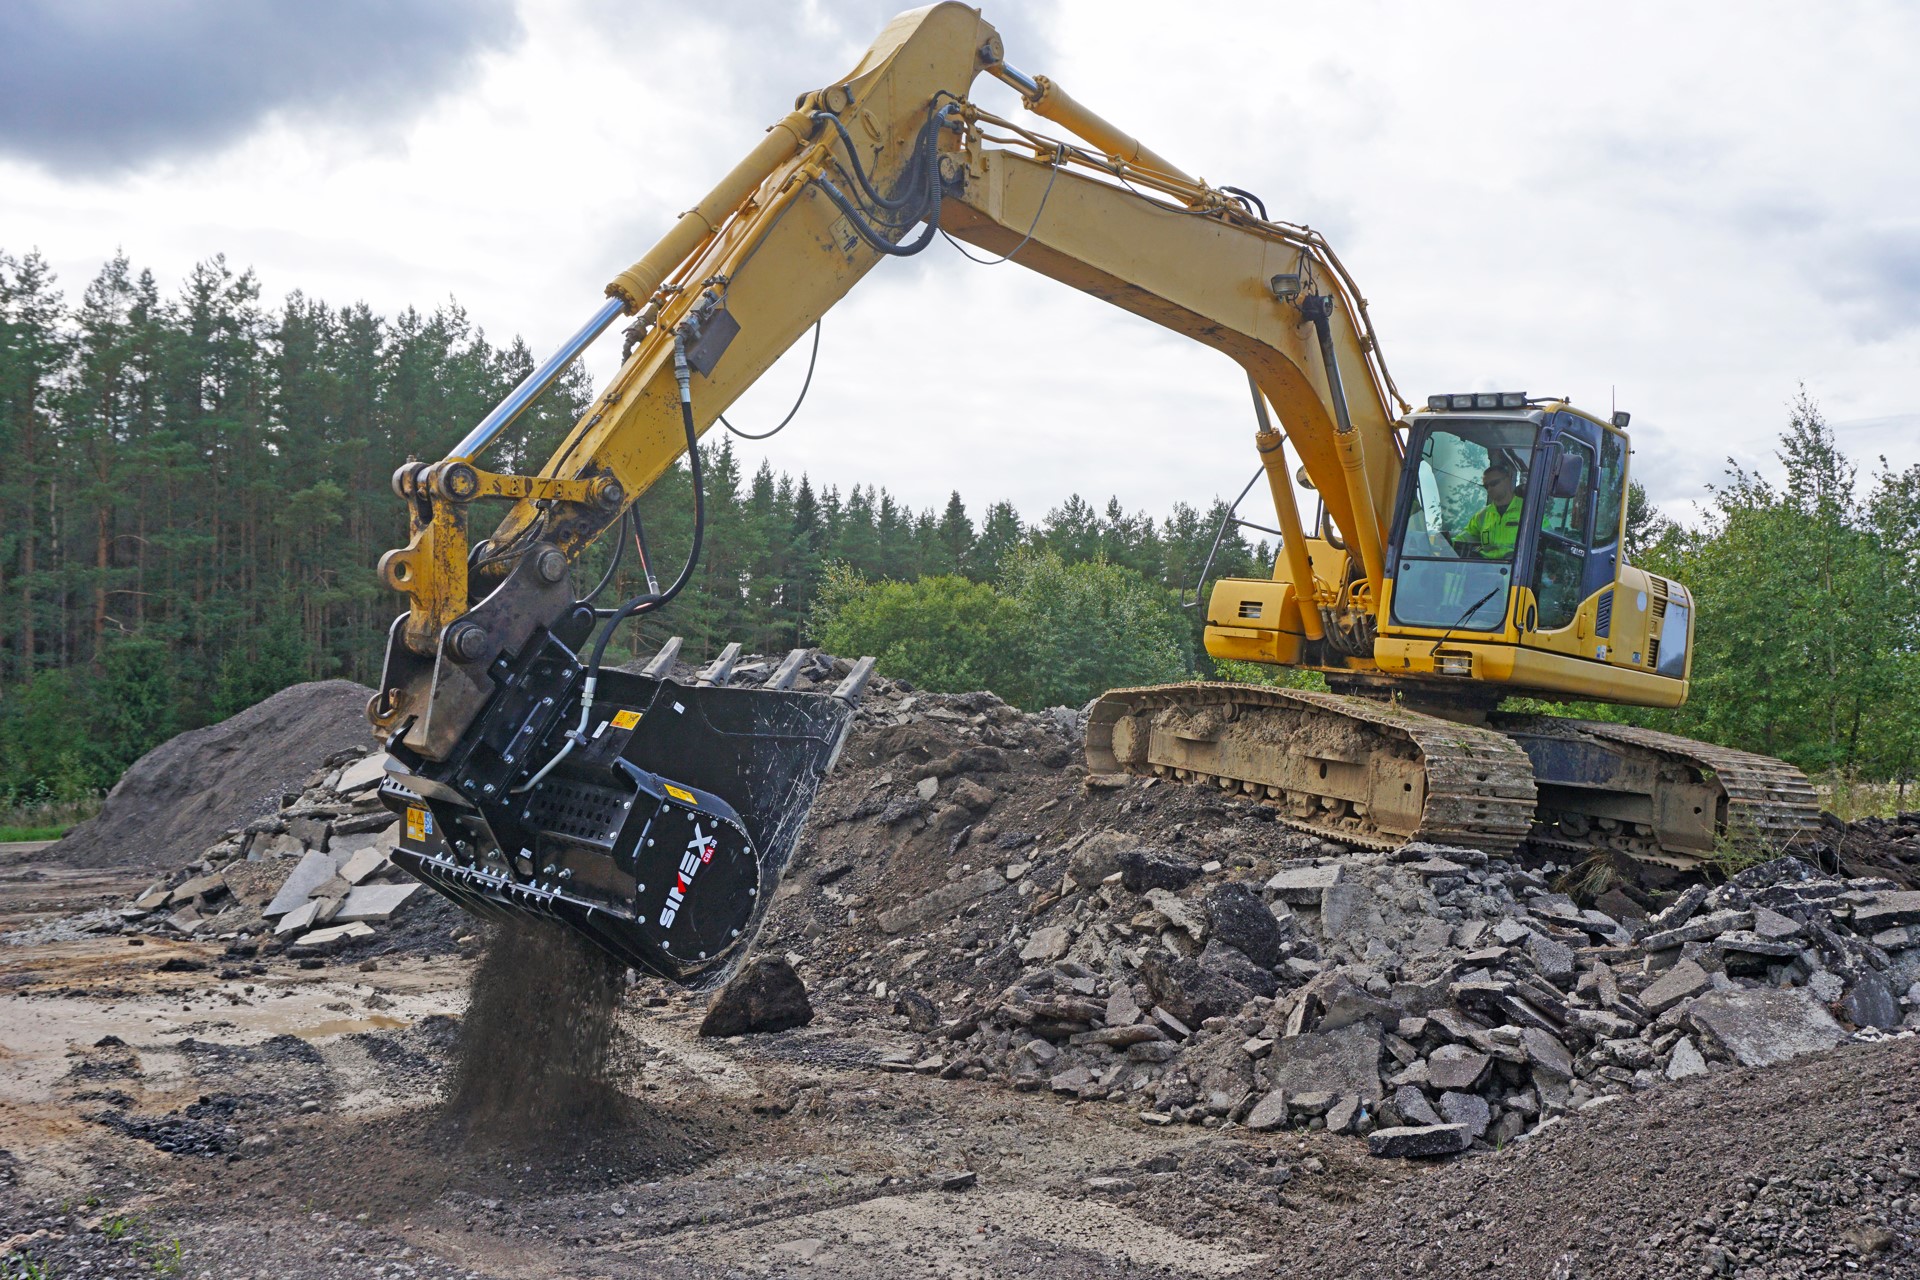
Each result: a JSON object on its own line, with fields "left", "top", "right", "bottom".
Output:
{"left": 513, "top": 328, "right": 708, "bottom": 795}
{"left": 810, "top": 104, "right": 952, "bottom": 258}
{"left": 577, "top": 508, "right": 630, "bottom": 607}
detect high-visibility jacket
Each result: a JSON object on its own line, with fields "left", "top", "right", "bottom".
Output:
{"left": 1462, "top": 497, "right": 1524, "bottom": 559}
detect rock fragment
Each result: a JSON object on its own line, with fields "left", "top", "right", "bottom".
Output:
{"left": 699, "top": 957, "right": 814, "bottom": 1037}
{"left": 1687, "top": 987, "right": 1845, "bottom": 1067}
{"left": 1367, "top": 1123, "right": 1470, "bottom": 1159}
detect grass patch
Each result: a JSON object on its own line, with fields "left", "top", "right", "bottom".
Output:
{"left": 1814, "top": 774, "right": 1914, "bottom": 822}
{"left": 0, "top": 823, "right": 71, "bottom": 843}
{"left": 0, "top": 792, "right": 98, "bottom": 844}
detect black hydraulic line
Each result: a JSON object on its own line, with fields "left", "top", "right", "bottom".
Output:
{"left": 578, "top": 508, "right": 630, "bottom": 607}
{"left": 631, "top": 503, "right": 660, "bottom": 596}
{"left": 813, "top": 111, "right": 921, "bottom": 212}
{"left": 808, "top": 104, "right": 952, "bottom": 258}
{"left": 589, "top": 379, "right": 705, "bottom": 673}
{"left": 1183, "top": 467, "right": 1265, "bottom": 609}
{"left": 815, "top": 175, "right": 943, "bottom": 256}
{"left": 719, "top": 320, "right": 821, "bottom": 440}
{"left": 1298, "top": 295, "right": 1356, "bottom": 438}
{"left": 1222, "top": 185, "right": 1268, "bottom": 220}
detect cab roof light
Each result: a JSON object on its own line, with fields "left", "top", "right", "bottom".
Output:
{"left": 1426, "top": 391, "right": 1529, "bottom": 412}
{"left": 1612, "top": 410, "right": 1631, "bottom": 428}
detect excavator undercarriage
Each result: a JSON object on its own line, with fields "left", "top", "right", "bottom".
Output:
{"left": 1087, "top": 685, "right": 1820, "bottom": 870}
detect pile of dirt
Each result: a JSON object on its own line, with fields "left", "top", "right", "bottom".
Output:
{"left": 1273, "top": 1035, "right": 1920, "bottom": 1278}
{"left": 48, "top": 680, "right": 375, "bottom": 871}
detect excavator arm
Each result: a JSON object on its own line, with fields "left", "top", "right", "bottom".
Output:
{"left": 369, "top": 1, "right": 1403, "bottom": 761}
{"left": 365, "top": 3, "right": 1441, "bottom": 978}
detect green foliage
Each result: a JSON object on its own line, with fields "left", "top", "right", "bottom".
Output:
{"left": 96, "top": 636, "right": 176, "bottom": 776}
{"left": 211, "top": 616, "right": 310, "bottom": 718}
{"left": 1616, "top": 389, "right": 1920, "bottom": 784}
{"left": 815, "top": 551, "right": 1191, "bottom": 710}
{"left": 813, "top": 565, "right": 1030, "bottom": 698}
{"left": 1209, "top": 658, "right": 1328, "bottom": 691}
{"left": 0, "top": 1253, "right": 52, "bottom": 1280}
{"left": 997, "top": 550, "right": 1191, "bottom": 708}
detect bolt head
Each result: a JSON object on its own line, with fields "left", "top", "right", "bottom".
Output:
{"left": 447, "top": 622, "right": 488, "bottom": 662}
{"left": 536, "top": 548, "right": 569, "bottom": 583}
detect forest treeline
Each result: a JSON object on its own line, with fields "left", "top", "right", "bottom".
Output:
{"left": 2, "top": 252, "right": 1917, "bottom": 804}
{"left": 0, "top": 251, "right": 1263, "bottom": 800}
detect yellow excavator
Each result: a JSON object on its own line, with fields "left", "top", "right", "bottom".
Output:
{"left": 368, "top": 4, "right": 1818, "bottom": 979}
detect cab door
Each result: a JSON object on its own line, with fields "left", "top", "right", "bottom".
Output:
{"left": 1522, "top": 436, "right": 1595, "bottom": 647}
{"left": 1521, "top": 425, "right": 1628, "bottom": 660}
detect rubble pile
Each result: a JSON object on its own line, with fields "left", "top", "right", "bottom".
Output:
{"left": 752, "top": 683, "right": 1920, "bottom": 1159}
{"left": 1825, "top": 810, "right": 1920, "bottom": 888}
{"left": 23, "top": 662, "right": 1920, "bottom": 1166}
{"left": 101, "top": 747, "right": 448, "bottom": 958}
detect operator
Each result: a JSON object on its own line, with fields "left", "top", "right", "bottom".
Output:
{"left": 1454, "top": 461, "right": 1524, "bottom": 559}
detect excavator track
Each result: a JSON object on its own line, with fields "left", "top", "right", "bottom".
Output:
{"left": 1493, "top": 714, "right": 1822, "bottom": 869}
{"left": 1087, "top": 685, "right": 1823, "bottom": 869}
{"left": 1087, "top": 683, "right": 1538, "bottom": 856}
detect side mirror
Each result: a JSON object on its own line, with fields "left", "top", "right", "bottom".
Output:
{"left": 1549, "top": 453, "right": 1584, "bottom": 498}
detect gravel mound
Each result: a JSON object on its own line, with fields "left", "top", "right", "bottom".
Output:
{"left": 49, "top": 680, "right": 374, "bottom": 871}
{"left": 1279, "top": 1036, "right": 1920, "bottom": 1278}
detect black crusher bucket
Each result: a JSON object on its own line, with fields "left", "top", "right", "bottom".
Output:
{"left": 379, "top": 633, "right": 871, "bottom": 985}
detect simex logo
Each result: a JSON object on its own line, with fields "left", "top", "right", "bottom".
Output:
{"left": 658, "top": 823, "right": 718, "bottom": 929}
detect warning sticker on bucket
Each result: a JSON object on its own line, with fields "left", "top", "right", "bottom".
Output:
{"left": 405, "top": 807, "right": 433, "bottom": 842}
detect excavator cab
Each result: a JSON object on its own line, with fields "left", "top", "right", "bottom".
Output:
{"left": 1385, "top": 396, "right": 1620, "bottom": 646}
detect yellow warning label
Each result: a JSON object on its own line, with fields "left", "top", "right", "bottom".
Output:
{"left": 405, "top": 807, "right": 430, "bottom": 842}
{"left": 611, "top": 709, "right": 642, "bottom": 730}
{"left": 663, "top": 783, "right": 696, "bottom": 804}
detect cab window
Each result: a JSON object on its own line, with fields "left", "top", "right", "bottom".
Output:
{"left": 1392, "top": 421, "right": 1535, "bottom": 630}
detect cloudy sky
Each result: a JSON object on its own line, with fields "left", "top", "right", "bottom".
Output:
{"left": 4, "top": 0, "right": 1916, "bottom": 528}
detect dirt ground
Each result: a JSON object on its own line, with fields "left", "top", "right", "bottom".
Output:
{"left": 2, "top": 871, "right": 1914, "bottom": 1280}
{"left": 4, "top": 676, "right": 1916, "bottom": 1279}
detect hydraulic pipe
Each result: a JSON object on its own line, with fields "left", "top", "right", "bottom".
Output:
{"left": 1299, "top": 296, "right": 1387, "bottom": 604}
{"left": 1248, "top": 376, "right": 1324, "bottom": 641}
{"left": 989, "top": 63, "right": 1195, "bottom": 185}
{"left": 448, "top": 296, "right": 626, "bottom": 461}
{"left": 605, "top": 108, "right": 817, "bottom": 311}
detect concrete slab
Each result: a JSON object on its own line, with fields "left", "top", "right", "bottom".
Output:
{"left": 294, "top": 921, "right": 375, "bottom": 949}
{"left": 333, "top": 754, "right": 390, "bottom": 795}
{"left": 263, "top": 851, "right": 337, "bottom": 918}
{"left": 1263, "top": 1021, "right": 1382, "bottom": 1103}
{"left": 1640, "top": 957, "right": 1712, "bottom": 1014}
{"left": 1688, "top": 986, "right": 1845, "bottom": 1068}
{"left": 274, "top": 900, "right": 321, "bottom": 936}
{"left": 1265, "top": 864, "right": 1343, "bottom": 905}
{"left": 334, "top": 882, "right": 421, "bottom": 924}
{"left": 338, "top": 846, "right": 391, "bottom": 886}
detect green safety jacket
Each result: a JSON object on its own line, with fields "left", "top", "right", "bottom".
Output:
{"left": 1462, "top": 497, "right": 1524, "bottom": 559}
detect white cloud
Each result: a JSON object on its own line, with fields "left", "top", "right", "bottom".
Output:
{"left": 4, "top": 0, "right": 1916, "bottom": 527}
